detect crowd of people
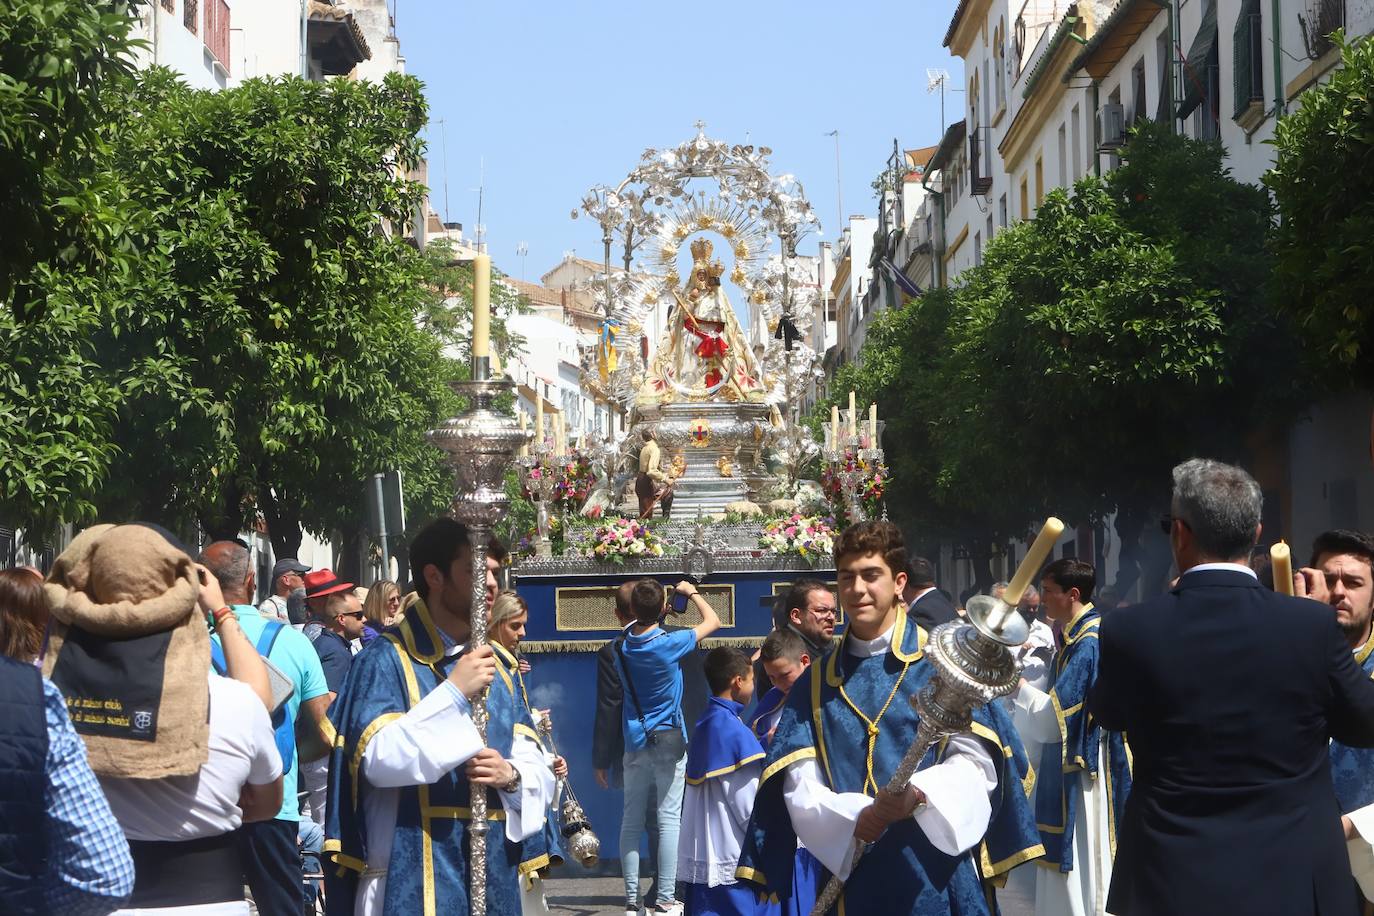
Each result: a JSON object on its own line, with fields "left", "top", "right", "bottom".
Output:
{"left": 5, "top": 456, "right": 1374, "bottom": 916}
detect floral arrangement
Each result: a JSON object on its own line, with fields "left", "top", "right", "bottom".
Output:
{"left": 820, "top": 450, "right": 887, "bottom": 527}
{"left": 552, "top": 450, "right": 597, "bottom": 510}
{"left": 760, "top": 513, "right": 836, "bottom": 561}
{"left": 590, "top": 517, "right": 665, "bottom": 564}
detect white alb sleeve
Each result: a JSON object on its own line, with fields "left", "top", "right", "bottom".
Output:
{"left": 1012, "top": 682, "right": 1063, "bottom": 745}
{"left": 501, "top": 730, "right": 557, "bottom": 843}
{"left": 1346, "top": 804, "right": 1374, "bottom": 901}
{"left": 907, "top": 733, "right": 996, "bottom": 856}
{"left": 361, "top": 682, "right": 483, "bottom": 788}
{"left": 782, "top": 759, "right": 871, "bottom": 880}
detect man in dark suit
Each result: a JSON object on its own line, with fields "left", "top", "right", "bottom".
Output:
{"left": 903, "top": 555, "right": 958, "bottom": 630}
{"left": 1090, "top": 458, "right": 1374, "bottom": 916}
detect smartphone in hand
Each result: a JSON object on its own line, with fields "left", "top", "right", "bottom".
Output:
{"left": 669, "top": 576, "right": 700, "bottom": 614}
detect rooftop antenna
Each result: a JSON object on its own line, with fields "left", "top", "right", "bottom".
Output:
{"left": 824, "top": 130, "right": 843, "bottom": 236}
{"left": 927, "top": 69, "right": 952, "bottom": 133}
{"left": 516, "top": 241, "right": 529, "bottom": 281}
{"left": 437, "top": 118, "right": 450, "bottom": 223}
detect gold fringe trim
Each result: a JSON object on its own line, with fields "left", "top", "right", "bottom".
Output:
{"left": 518, "top": 635, "right": 767, "bottom": 654}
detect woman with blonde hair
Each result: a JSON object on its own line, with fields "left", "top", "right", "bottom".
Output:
{"left": 359, "top": 579, "right": 402, "bottom": 643}
{"left": 490, "top": 590, "right": 568, "bottom": 913}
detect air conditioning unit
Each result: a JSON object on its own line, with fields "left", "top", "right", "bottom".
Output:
{"left": 1098, "top": 102, "right": 1126, "bottom": 150}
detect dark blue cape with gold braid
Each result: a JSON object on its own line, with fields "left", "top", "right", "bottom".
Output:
{"left": 1331, "top": 629, "right": 1374, "bottom": 813}
{"left": 735, "top": 612, "right": 1043, "bottom": 915}
{"left": 1032, "top": 605, "right": 1131, "bottom": 872}
{"left": 493, "top": 642, "right": 565, "bottom": 884}
{"left": 322, "top": 601, "right": 539, "bottom": 916}
{"left": 748, "top": 686, "right": 788, "bottom": 748}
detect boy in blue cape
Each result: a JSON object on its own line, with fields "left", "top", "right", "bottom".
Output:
{"left": 322, "top": 520, "right": 555, "bottom": 916}
{"left": 1010, "top": 558, "right": 1130, "bottom": 916}
{"left": 749, "top": 629, "right": 812, "bottom": 749}
{"left": 1298, "top": 530, "right": 1374, "bottom": 901}
{"left": 736, "top": 521, "right": 1043, "bottom": 915}
{"left": 679, "top": 647, "right": 776, "bottom": 916}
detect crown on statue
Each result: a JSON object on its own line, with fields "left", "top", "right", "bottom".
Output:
{"left": 689, "top": 237, "right": 713, "bottom": 262}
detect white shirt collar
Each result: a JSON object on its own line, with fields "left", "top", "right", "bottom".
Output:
{"left": 907, "top": 586, "right": 937, "bottom": 605}
{"left": 1183, "top": 562, "right": 1258, "bottom": 579}
{"left": 846, "top": 620, "right": 897, "bottom": 658}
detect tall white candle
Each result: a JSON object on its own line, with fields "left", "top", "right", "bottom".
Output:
{"left": 1005, "top": 517, "right": 1066, "bottom": 606}
{"left": 1271, "top": 542, "right": 1295, "bottom": 596}
{"left": 472, "top": 254, "right": 491, "bottom": 365}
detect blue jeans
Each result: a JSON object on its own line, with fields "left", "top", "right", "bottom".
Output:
{"left": 620, "top": 728, "right": 686, "bottom": 909}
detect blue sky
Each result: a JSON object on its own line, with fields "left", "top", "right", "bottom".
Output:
{"left": 402, "top": 0, "right": 963, "bottom": 281}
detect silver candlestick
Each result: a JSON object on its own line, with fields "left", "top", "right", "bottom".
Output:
{"left": 428, "top": 360, "right": 530, "bottom": 916}
{"left": 808, "top": 577, "right": 1031, "bottom": 914}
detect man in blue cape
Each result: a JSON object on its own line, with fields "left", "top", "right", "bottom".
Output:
{"left": 1298, "top": 530, "right": 1374, "bottom": 903}
{"left": 1010, "top": 558, "right": 1130, "bottom": 916}
{"left": 323, "top": 519, "right": 554, "bottom": 916}
{"left": 737, "top": 521, "right": 1043, "bottom": 915}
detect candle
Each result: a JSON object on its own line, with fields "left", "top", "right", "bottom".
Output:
{"left": 518, "top": 410, "right": 529, "bottom": 457}
{"left": 471, "top": 254, "right": 492, "bottom": 369}
{"left": 534, "top": 398, "right": 544, "bottom": 448}
{"left": 831, "top": 405, "right": 840, "bottom": 450}
{"left": 848, "top": 391, "right": 857, "bottom": 436}
{"left": 869, "top": 402, "right": 878, "bottom": 445}
{"left": 1271, "top": 541, "right": 1295, "bottom": 596}
{"left": 1005, "top": 517, "right": 1066, "bottom": 606}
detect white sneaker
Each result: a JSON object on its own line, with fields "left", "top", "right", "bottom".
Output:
{"left": 653, "top": 903, "right": 684, "bottom": 916}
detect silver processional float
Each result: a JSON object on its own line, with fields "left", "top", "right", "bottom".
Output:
{"left": 809, "top": 517, "right": 1065, "bottom": 916}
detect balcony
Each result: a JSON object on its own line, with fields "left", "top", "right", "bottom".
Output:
{"left": 204, "top": 0, "right": 230, "bottom": 74}
{"left": 969, "top": 126, "right": 993, "bottom": 196}
{"left": 1299, "top": 0, "right": 1345, "bottom": 60}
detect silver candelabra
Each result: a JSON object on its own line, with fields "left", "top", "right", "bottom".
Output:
{"left": 427, "top": 355, "right": 531, "bottom": 916}
{"left": 822, "top": 426, "right": 884, "bottom": 525}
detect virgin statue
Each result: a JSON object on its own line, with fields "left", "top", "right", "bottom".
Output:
{"left": 636, "top": 237, "right": 768, "bottom": 404}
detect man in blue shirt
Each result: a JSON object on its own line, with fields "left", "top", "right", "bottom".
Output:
{"left": 616, "top": 578, "right": 720, "bottom": 916}
{"left": 300, "top": 568, "right": 365, "bottom": 827}
{"left": 202, "top": 540, "right": 332, "bottom": 916}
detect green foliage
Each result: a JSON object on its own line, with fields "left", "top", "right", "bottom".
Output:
{"left": 87, "top": 69, "right": 460, "bottom": 556}
{"left": 817, "top": 126, "right": 1289, "bottom": 585}
{"left": 1267, "top": 33, "right": 1374, "bottom": 385}
{"left": 0, "top": 0, "right": 142, "bottom": 319}
{"left": 0, "top": 0, "right": 141, "bottom": 537}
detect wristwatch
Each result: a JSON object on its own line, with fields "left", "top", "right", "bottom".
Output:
{"left": 501, "top": 767, "right": 522, "bottom": 794}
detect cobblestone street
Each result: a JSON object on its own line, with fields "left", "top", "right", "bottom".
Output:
{"left": 540, "top": 865, "right": 1036, "bottom": 915}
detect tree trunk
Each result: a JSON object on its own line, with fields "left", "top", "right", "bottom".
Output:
{"left": 336, "top": 521, "right": 366, "bottom": 584}
{"left": 1112, "top": 502, "right": 1148, "bottom": 601}
{"left": 259, "top": 484, "right": 304, "bottom": 560}
{"left": 200, "top": 479, "right": 245, "bottom": 544}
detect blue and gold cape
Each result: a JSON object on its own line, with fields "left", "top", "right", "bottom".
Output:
{"left": 1033, "top": 605, "right": 1131, "bottom": 872}
{"left": 735, "top": 611, "right": 1043, "bottom": 915}
{"left": 687, "top": 695, "right": 766, "bottom": 785}
{"left": 322, "top": 601, "right": 539, "bottom": 916}
{"left": 1331, "top": 628, "right": 1374, "bottom": 813}
{"left": 493, "top": 642, "right": 565, "bottom": 885}
{"left": 748, "top": 686, "right": 789, "bottom": 749}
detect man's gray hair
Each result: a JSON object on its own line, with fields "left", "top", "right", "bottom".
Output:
{"left": 1171, "top": 458, "right": 1263, "bottom": 560}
